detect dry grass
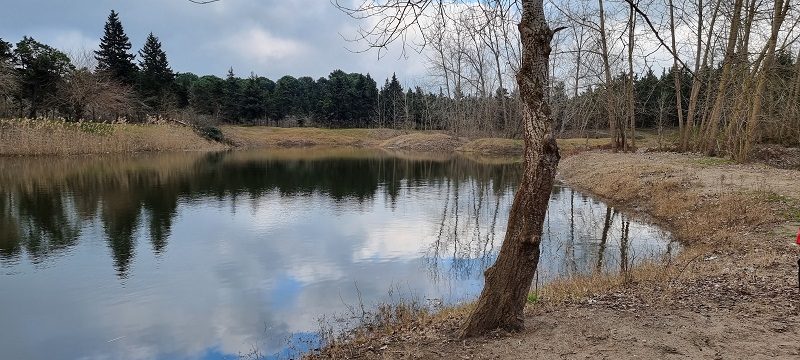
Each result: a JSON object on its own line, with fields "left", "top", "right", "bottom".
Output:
{"left": 0, "top": 118, "right": 225, "bottom": 156}
{"left": 560, "top": 152, "right": 788, "bottom": 248}
{"left": 458, "top": 138, "right": 523, "bottom": 156}
{"left": 221, "top": 126, "right": 406, "bottom": 149}
{"left": 312, "top": 295, "right": 477, "bottom": 360}
{"left": 380, "top": 132, "right": 466, "bottom": 152}
{"left": 2, "top": 119, "right": 677, "bottom": 160}
{"left": 556, "top": 137, "right": 610, "bottom": 155}
{"left": 455, "top": 133, "right": 669, "bottom": 158}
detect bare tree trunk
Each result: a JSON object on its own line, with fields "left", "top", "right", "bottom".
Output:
{"left": 740, "top": 0, "right": 789, "bottom": 160}
{"left": 686, "top": 0, "right": 721, "bottom": 150}
{"left": 669, "top": 0, "right": 685, "bottom": 150}
{"left": 597, "top": 0, "right": 619, "bottom": 151}
{"left": 627, "top": 3, "right": 636, "bottom": 149}
{"left": 702, "top": 0, "right": 744, "bottom": 155}
{"left": 460, "top": 0, "right": 560, "bottom": 337}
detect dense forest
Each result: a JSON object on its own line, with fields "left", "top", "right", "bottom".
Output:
{"left": 1, "top": 7, "right": 799, "bottom": 155}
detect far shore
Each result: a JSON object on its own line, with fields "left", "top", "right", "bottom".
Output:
{"left": 0, "top": 118, "right": 642, "bottom": 157}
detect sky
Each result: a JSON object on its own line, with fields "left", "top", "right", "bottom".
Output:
{"left": 0, "top": 0, "right": 428, "bottom": 84}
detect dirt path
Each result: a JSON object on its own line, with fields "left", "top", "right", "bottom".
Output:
{"left": 312, "top": 151, "right": 800, "bottom": 359}
{"left": 575, "top": 151, "right": 800, "bottom": 200}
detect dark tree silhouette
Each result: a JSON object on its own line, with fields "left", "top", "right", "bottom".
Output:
{"left": 95, "top": 10, "right": 137, "bottom": 84}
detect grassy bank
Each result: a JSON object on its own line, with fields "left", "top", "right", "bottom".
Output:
{"left": 0, "top": 118, "right": 226, "bottom": 156}
{"left": 312, "top": 151, "right": 800, "bottom": 359}
{"left": 0, "top": 119, "right": 635, "bottom": 157}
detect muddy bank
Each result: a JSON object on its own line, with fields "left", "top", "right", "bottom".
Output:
{"left": 311, "top": 151, "right": 800, "bottom": 359}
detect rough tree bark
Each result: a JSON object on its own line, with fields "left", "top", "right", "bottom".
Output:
{"left": 460, "top": 0, "right": 560, "bottom": 337}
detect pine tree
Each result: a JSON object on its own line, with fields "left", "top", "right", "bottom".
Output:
{"left": 95, "top": 10, "right": 137, "bottom": 84}
{"left": 380, "top": 73, "right": 404, "bottom": 127}
{"left": 138, "top": 33, "right": 174, "bottom": 112}
{"left": 0, "top": 38, "right": 13, "bottom": 64}
{"left": 220, "top": 68, "right": 241, "bottom": 122}
{"left": 14, "top": 37, "right": 73, "bottom": 118}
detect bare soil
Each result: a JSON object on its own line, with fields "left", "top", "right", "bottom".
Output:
{"left": 311, "top": 151, "right": 800, "bottom": 359}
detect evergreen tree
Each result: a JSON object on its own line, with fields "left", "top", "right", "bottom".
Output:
{"left": 173, "top": 72, "right": 199, "bottom": 108}
{"left": 240, "top": 73, "right": 271, "bottom": 122}
{"left": 380, "top": 73, "right": 404, "bottom": 127}
{"left": 273, "top": 75, "right": 300, "bottom": 120}
{"left": 220, "top": 68, "right": 241, "bottom": 122}
{"left": 95, "top": 10, "right": 137, "bottom": 84}
{"left": 189, "top": 75, "right": 224, "bottom": 115}
{"left": 0, "top": 38, "right": 13, "bottom": 64}
{"left": 0, "top": 38, "right": 15, "bottom": 104}
{"left": 14, "top": 37, "right": 73, "bottom": 118}
{"left": 137, "top": 33, "right": 174, "bottom": 113}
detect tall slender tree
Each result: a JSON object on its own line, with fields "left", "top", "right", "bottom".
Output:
{"left": 95, "top": 10, "right": 137, "bottom": 84}
{"left": 138, "top": 33, "right": 174, "bottom": 113}
{"left": 220, "top": 67, "right": 241, "bottom": 122}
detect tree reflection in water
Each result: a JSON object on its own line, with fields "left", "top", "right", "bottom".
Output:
{"left": 0, "top": 149, "right": 677, "bottom": 360}
{"left": 425, "top": 182, "right": 677, "bottom": 285}
{"left": 0, "top": 150, "right": 521, "bottom": 278}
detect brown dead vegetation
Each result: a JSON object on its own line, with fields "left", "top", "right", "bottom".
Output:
{"left": 380, "top": 133, "right": 467, "bottom": 152}
{"left": 0, "top": 119, "right": 225, "bottom": 156}
{"left": 221, "top": 126, "right": 406, "bottom": 149}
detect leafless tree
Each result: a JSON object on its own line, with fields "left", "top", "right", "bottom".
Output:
{"left": 335, "top": 0, "right": 563, "bottom": 337}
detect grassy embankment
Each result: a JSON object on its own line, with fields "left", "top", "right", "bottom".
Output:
{"left": 1, "top": 118, "right": 670, "bottom": 157}
{"left": 0, "top": 118, "right": 227, "bottom": 155}
{"left": 312, "top": 151, "right": 800, "bottom": 359}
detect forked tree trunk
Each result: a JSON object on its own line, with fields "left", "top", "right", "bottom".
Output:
{"left": 702, "top": 0, "right": 744, "bottom": 155}
{"left": 460, "top": 0, "right": 560, "bottom": 338}
{"left": 741, "top": 0, "right": 788, "bottom": 160}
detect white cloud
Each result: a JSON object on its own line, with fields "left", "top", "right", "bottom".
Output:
{"left": 46, "top": 29, "right": 98, "bottom": 52}
{"left": 219, "top": 26, "right": 308, "bottom": 63}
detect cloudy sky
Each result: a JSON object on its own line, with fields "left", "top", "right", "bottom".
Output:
{"left": 0, "top": 0, "right": 428, "bottom": 84}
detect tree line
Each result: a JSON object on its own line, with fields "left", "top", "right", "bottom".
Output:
{"left": 0, "top": 10, "right": 461, "bottom": 129}
{"left": 2, "top": 5, "right": 799, "bottom": 152}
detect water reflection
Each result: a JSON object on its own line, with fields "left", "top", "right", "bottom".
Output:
{"left": 0, "top": 149, "right": 675, "bottom": 360}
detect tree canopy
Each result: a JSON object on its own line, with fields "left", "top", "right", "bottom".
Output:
{"left": 95, "top": 10, "right": 137, "bottom": 84}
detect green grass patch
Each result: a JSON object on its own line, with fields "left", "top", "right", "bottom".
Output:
{"left": 527, "top": 293, "right": 539, "bottom": 304}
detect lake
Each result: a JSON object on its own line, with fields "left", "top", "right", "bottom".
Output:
{"left": 0, "top": 149, "right": 677, "bottom": 360}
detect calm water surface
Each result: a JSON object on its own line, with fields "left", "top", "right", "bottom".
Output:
{"left": 0, "top": 149, "right": 677, "bottom": 360}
